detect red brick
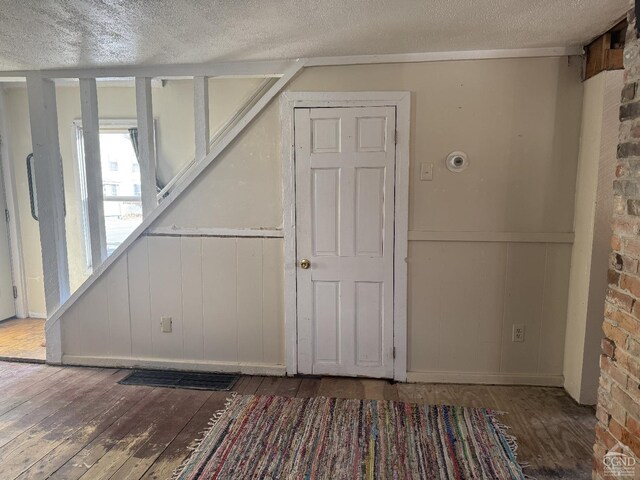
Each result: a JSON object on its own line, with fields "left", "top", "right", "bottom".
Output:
{"left": 602, "top": 338, "right": 616, "bottom": 358}
{"left": 596, "top": 423, "right": 617, "bottom": 450}
{"left": 609, "top": 269, "right": 622, "bottom": 288}
{"left": 607, "top": 288, "right": 636, "bottom": 312}
{"left": 613, "top": 383, "right": 640, "bottom": 420}
{"left": 604, "top": 321, "right": 629, "bottom": 349}
{"left": 625, "top": 238, "right": 640, "bottom": 260}
{"left": 627, "top": 413, "right": 640, "bottom": 437}
{"left": 597, "top": 404, "right": 611, "bottom": 425}
{"left": 621, "top": 274, "right": 640, "bottom": 298}
{"left": 613, "top": 235, "right": 623, "bottom": 251}
{"left": 601, "top": 355, "right": 628, "bottom": 387}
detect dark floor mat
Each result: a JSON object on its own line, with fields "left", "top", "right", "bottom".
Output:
{"left": 119, "top": 370, "right": 239, "bottom": 391}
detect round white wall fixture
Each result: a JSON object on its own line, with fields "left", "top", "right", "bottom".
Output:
{"left": 446, "top": 151, "right": 469, "bottom": 172}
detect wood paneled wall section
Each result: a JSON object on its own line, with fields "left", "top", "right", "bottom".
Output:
{"left": 408, "top": 241, "right": 571, "bottom": 380}
{"left": 61, "top": 236, "right": 284, "bottom": 367}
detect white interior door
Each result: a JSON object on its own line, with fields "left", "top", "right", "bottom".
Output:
{"left": 0, "top": 168, "right": 15, "bottom": 321}
{"left": 295, "top": 106, "right": 396, "bottom": 378}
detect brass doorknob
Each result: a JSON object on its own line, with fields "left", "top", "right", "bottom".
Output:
{"left": 300, "top": 259, "right": 311, "bottom": 269}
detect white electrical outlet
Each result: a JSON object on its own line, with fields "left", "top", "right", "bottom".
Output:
{"left": 512, "top": 324, "right": 525, "bottom": 342}
{"left": 161, "top": 316, "right": 172, "bottom": 333}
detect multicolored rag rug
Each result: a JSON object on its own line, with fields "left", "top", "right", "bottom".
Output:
{"left": 173, "top": 394, "right": 526, "bottom": 480}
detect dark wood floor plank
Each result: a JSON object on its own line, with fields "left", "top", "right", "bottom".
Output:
{"left": 255, "top": 376, "right": 282, "bottom": 395}
{"left": 296, "top": 377, "right": 321, "bottom": 398}
{"left": 47, "top": 388, "right": 173, "bottom": 480}
{"left": 77, "top": 388, "right": 209, "bottom": 480}
{"left": 14, "top": 385, "right": 155, "bottom": 480}
{"left": 0, "top": 366, "right": 101, "bottom": 418}
{"left": 0, "top": 368, "right": 115, "bottom": 448}
{"left": 0, "top": 363, "right": 61, "bottom": 395}
{"left": 275, "top": 377, "right": 302, "bottom": 397}
{"left": 317, "top": 377, "right": 365, "bottom": 399}
{"left": 0, "top": 360, "right": 596, "bottom": 480}
{"left": 242, "top": 376, "right": 264, "bottom": 395}
{"left": 139, "top": 391, "right": 231, "bottom": 480}
{"left": 108, "top": 389, "right": 212, "bottom": 480}
{"left": 0, "top": 370, "right": 131, "bottom": 478}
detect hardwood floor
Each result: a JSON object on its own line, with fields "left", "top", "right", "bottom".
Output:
{"left": 0, "top": 319, "right": 46, "bottom": 362}
{"left": 0, "top": 361, "right": 595, "bottom": 479}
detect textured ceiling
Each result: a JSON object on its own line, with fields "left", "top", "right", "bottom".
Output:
{"left": 0, "top": 0, "right": 629, "bottom": 71}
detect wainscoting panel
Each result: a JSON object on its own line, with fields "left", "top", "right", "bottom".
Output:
{"left": 61, "top": 236, "right": 285, "bottom": 371}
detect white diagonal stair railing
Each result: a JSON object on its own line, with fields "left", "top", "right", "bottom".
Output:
{"left": 23, "top": 58, "right": 307, "bottom": 363}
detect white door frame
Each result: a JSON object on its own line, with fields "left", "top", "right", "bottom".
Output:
{"left": 0, "top": 87, "right": 28, "bottom": 319}
{"left": 280, "top": 91, "right": 410, "bottom": 382}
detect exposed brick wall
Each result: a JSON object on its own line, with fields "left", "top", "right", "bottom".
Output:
{"left": 594, "top": 8, "right": 640, "bottom": 479}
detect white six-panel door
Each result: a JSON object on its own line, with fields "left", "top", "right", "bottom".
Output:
{"left": 295, "top": 106, "right": 396, "bottom": 378}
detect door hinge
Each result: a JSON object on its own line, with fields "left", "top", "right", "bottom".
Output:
{"left": 4, "top": 209, "right": 8, "bottom": 223}
{"left": 393, "top": 347, "right": 396, "bottom": 359}
{"left": 12, "top": 286, "right": 17, "bottom": 299}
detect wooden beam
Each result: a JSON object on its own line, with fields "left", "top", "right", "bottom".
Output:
{"left": 585, "top": 18, "right": 627, "bottom": 79}
{"left": 0, "top": 59, "right": 292, "bottom": 79}
{"left": 79, "top": 78, "right": 107, "bottom": 268}
{"left": 194, "top": 76, "right": 209, "bottom": 160}
{"left": 135, "top": 77, "right": 158, "bottom": 216}
{"left": 26, "top": 74, "right": 69, "bottom": 362}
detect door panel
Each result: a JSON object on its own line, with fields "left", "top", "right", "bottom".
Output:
{"left": 295, "top": 106, "right": 396, "bottom": 378}
{"left": 0, "top": 169, "right": 15, "bottom": 321}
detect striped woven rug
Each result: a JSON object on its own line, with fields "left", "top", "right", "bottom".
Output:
{"left": 174, "top": 394, "right": 526, "bottom": 480}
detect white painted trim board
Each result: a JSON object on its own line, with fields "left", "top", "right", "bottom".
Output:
{"left": 408, "top": 231, "right": 575, "bottom": 244}
{"left": 407, "top": 371, "right": 564, "bottom": 387}
{"left": 0, "top": 46, "right": 581, "bottom": 79}
{"left": 147, "top": 226, "right": 283, "bottom": 238}
{"left": 62, "top": 355, "right": 286, "bottom": 376}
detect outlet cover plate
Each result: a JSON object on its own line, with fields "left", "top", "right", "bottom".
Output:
{"left": 161, "top": 316, "right": 172, "bottom": 333}
{"left": 512, "top": 324, "right": 525, "bottom": 342}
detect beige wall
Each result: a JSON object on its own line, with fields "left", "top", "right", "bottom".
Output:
{"left": 2, "top": 78, "right": 263, "bottom": 316}
{"left": 564, "top": 70, "right": 623, "bottom": 404}
{"left": 158, "top": 58, "right": 585, "bottom": 380}
{"left": 20, "top": 57, "right": 584, "bottom": 380}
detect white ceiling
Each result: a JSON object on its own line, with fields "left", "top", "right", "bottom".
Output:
{"left": 0, "top": 0, "right": 629, "bottom": 71}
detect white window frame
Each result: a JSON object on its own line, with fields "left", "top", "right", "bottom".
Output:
{"left": 71, "top": 118, "right": 142, "bottom": 271}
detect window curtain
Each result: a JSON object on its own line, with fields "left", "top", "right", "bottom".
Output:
{"left": 128, "top": 127, "right": 139, "bottom": 160}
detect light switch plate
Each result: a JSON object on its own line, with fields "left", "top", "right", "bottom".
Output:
{"left": 420, "top": 163, "right": 433, "bottom": 181}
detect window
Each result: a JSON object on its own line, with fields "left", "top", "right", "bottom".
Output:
{"left": 75, "top": 120, "right": 143, "bottom": 268}
{"left": 103, "top": 183, "right": 119, "bottom": 196}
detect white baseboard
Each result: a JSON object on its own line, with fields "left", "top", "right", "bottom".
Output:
{"left": 406, "top": 371, "right": 564, "bottom": 387}
{"left": 28, "top": 312, "right": 47, "bottom": 319}
{"left": 62, "top": 355, "right": 287, "bottom": 376}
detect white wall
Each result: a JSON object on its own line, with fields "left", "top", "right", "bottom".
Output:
{"left": 62, "top": 235, "right": 284, "bottom": 373}
{"left": 36, "top": 57, "right": 583, "bottom": 380}
{"left": 564, "top": 70, "right": 623, "bottom": 404}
